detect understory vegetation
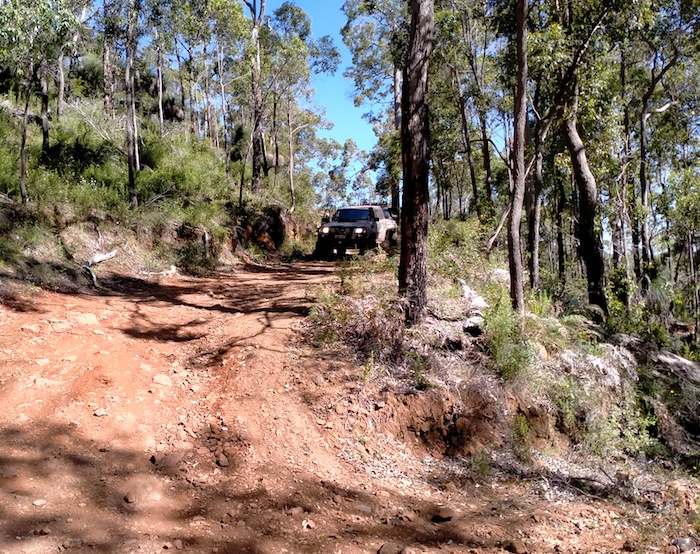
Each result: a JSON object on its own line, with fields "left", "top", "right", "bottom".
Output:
{"left": 308, "top": 219, "right": 700, "bottom": 473}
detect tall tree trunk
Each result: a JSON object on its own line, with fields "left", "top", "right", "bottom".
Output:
{"left": 102, "top": 2, "right": 114, "bottom": 119}
{"left": 56, "top": 50, "right": 65, "bottom": 121}
{"left": 246, "top": 0, "right": 266, "bottom": 194}
{"left": 40, "top": 61, "right": 50, "bottom": 159}
{"left": 508, "top": 0, "right": 528, "bottom": 316}
{"left": 561, "top": 91, "right": 607, "bottom": 314}
{"left": 156, "top": 31, "right": 164, "bottom": 137}
{"left": 556, "top": 177, "right": 565, "bottom": 279}
{"left": 174, "top": 40, "right": 187, "bottom": 135}
{"left": 617, "top": 49, "right": 632, "bottom": 285}
{"left": 391, "top": 64, "right": 402, "bottom": 213}
{"left": 399, "top": 0, "right": 434, "bottom": 326}
{"left": 126, "top": 0, "right": 140, "bottom": 208}
{"left": 20, "top": 69, "right": 34, "bottom": 203}
{"left": 452, "top": 65, "right": 480, "bottom": 218}
{"left": 526, "top": 127, "right": 543, "bottom": 291}
{"left": 218, "top": 43, "right": 231, "bottom": 183}
{"left": 639, "top": 102, "right": 652, "bottom": 291}
{"left": 480, "top": 117, "right": 493, "bottom": 207}
{"left": 188, "top": 57, "right": 197, "bottom": 136}
{"left": 638, "top": 52, "right": 677, "bottom": 291}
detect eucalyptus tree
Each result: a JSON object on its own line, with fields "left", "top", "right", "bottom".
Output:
{"left": 210, "top": 0, "right": 247, "bottom": 177}
{"left": 0, "top": 0, "right": 79, "bottom": 202}
{"left": 625, "top": 1, "right": 697, "bottom": 292}
{"left": 270, "top": 3, "right": 339, "bottom": 212}
{"left": 443, "top": 0, "right": 501, "bottom": 214}
{"left": 508, "top": 0, "right": 528, "bottom": 315}
{"left": 342, "top": 0, "right": 409, "bottom": 212}
{"left": 144, "top": 0, "right": 173, "bottom": 136}
{"left": 430, "top": 4, "right": 479, "bottom": 218}
{"left": 399, "top": 0, "right": 434, "bottom": 325}
{"left": 243, "top": 0, "right": 266, "bottom": 193}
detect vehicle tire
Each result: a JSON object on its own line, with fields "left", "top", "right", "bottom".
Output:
{"left": 315, "top": 244, "right": 332, "bottom": 261}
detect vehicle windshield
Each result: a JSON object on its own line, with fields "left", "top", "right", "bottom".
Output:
{"left": 332, "top": 208, "right": 370, "bottom": 222}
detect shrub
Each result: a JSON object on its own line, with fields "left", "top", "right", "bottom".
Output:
{"left": 512, "top": 413, "right": 532, "bottom": 462}
{"left": 484, "top": 294, "right": 534, "bottom": 379}
{"left": 428, "top": 218, "right": 484, "bottom": 279}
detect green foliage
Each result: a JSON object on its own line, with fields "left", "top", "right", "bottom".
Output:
{"left": 526, "top": 289, "right": 556, "bottom": 318}
{"left": 484, "top": 294, "right": 534, "bottom": 379}
{"left": 469, "top": 448, "right": 493, "bottom": 479}
{"left": 175, "top": 243, "right": 215, "bottom": 276}
{"left": 548, "top": 376, "right": 589, "bottom": 443}
{"left": 512, "top": 413, "right": 532, "bottom": 462}
{"left": 0, "top": 235, "right": 21, "bottom": 264}
{"left": 279, "top": 238, "right": 310, "bottom": 260}
{"left": 308, "top": 288, "right": 343, "bottom": 346}
{"left": 405, "top": 350, "right": 431, "bottom": 390}
{"left": 308, "top": 258, "right": 406, "bottom": 377}
{"left": 604, "top": 404, "right": 660, "bottom": 459}
{"left": 428, "top": 218, "right": 484, "bottom": 279}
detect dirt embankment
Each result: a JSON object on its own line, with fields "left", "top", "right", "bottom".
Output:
{"left": 0, "top": 262, "right": 695, "bottom": 554}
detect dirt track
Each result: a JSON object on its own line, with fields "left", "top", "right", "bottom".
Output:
{"left": 0, "top": 262, "right": 684, "bottom": 553}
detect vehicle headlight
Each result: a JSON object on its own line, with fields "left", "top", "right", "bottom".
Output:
{"left": 321, "top": 226, "right": 330, "bottom": 234}
{"left": 353, "top": 228, "right": 366, "bottom": 235}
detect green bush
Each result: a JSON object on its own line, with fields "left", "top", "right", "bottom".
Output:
{"left": 484, "top": 295, "right": 534, "bottom": 379}
{"left": 548, "top": 376, "right": 589, "bottom": 443}
{"left": 428, "top": 218, "right": 484, "bottom": 279}
{"left": 512, "top": 413, "right": 532, "bottom": 462}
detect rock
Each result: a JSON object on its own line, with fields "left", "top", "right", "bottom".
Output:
{"left": 378, "top": 543, "right": 401, "bottom": 554}
{"left": 302, "top": 519, "right": 316, "bottom": 529}
{"left": 160, "top": 451, "right": 185, "bottom": 468}
{"left": 35, "top": 358, "right": 50, "bottom": 366}
{"left": 50, "top": 321, "right": 72, "bottom": 332}
{"left": 34, "top": 377, "right": 62, "bottom": 387}
{"left": 94, "top": 408, "right": 108, "bottom": 417}
{"left": 671, "top": 537, "right": 698, "bottom": 552}
{"left": 218, "top": 454, "right": 229, "bottom": 467}
{"left": 504, "top": 539, "right": 529, "bottom": 553}
{"left": 71, "top": 313, "right": 99, "bottom": 325}
{"left": 173, "top": 539, "right": 184, "bottom": 550}
{"left": 21, "top": 324, "right": 41, "bottom": 333}
{"left": 32, "top": 499, "right": 47, "bottom": 507}
{"left": 432, "top": 507, "right": 456, "bottom": 522}
{"left": 357, "top": 503, "right": 373, "bottom": 515}
{"left": 463, "top": 315, "right": 485, "bottom": 337}
{"left": 288, "top": 506, "right": 304, "bottom": 516}
{"left": 153, "top": 374, "right": 173, "bottom": 387}
{"left": 124, "top": 490, "right": 142, "bottom": 504}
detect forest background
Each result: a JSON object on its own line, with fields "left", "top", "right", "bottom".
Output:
{"left": 0, "top": 0, "right": 699, "bottom": 353}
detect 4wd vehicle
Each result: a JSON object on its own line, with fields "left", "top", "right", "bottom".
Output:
{"left": 315, "top": 205, "right": 398, "bottom": 259}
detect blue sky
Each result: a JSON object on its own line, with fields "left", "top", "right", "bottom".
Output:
{"left": 264, "top": 0, "right": 377, "bottom": 154}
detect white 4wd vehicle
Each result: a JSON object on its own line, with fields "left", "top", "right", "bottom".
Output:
{"left": 315, "top": 205, "right": 398, "bottom": 259}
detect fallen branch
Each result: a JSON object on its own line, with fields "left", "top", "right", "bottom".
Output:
{"left": 486, "top": 200, "right": 511, "bottom": 255}
{"left": 83, "top": 248, "right": 118, "bottom": 287}
{"left": 85, "top": 249, "right": 118, "bottom": 267}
